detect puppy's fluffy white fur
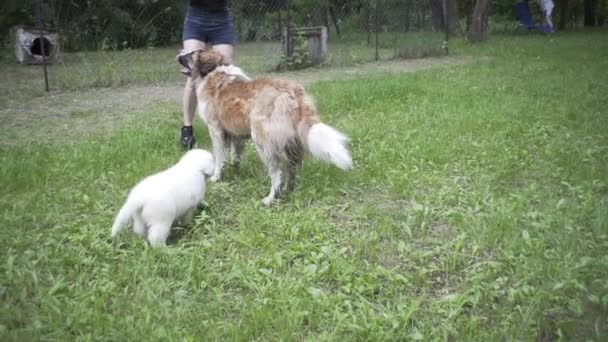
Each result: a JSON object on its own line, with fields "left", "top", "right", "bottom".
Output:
{"left": 111, "top": 149, "right": 214, "bottom": 247}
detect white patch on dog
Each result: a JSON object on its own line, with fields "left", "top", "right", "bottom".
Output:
{"left": 215, "top": 65, "right": 251, "bottom": 81}
{"left": 111, "top": 149, "right": 214, "bottom": 247}
{"left": 308, "top": 123, "right": 352, "bottom": 170}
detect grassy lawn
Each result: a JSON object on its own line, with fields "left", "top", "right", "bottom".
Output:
{"left": 1, "top": 31, "right": 607, "bottom": 340}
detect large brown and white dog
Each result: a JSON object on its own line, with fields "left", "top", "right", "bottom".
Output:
{"left": 178, "top": 49, "right": 353, "bottom": 205}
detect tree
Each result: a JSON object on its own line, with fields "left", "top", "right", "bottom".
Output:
{"left": 559, "top": 0, "right": 571, "bottom": 30}
{"left": 469, "top": 0, "right": 490, "bottom": 42}
{"left": 584, "top": 0, "right": 598, "bottom": 26}
{"left": 598, "top": 0, "right": 606, "bottom": 25}
{"left": 431, "top": 0, "right": 445, "bottom": 31}
{"left": 447, "top": 0, "right": 460, "bottom": 35}
{"left": 430, "top": 0, "right": 460, "bottom": 35}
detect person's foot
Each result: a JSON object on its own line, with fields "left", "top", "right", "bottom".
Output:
{"left": 180, "top": 126, "right": 196, "bottom": 150}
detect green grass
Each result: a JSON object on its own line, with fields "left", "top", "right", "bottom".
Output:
{"left": 1, "top": 31, "right": 608, "bottom": 340}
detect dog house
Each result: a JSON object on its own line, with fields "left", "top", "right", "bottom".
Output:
{"left": 11, "top": 25, "right": 61, "bottom": 65}
{"left": 282, "top": 26, "right": 327, "bottom": 64}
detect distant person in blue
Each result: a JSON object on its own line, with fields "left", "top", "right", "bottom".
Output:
{"left": 179, "top": 0, "right": 235, "bottom": 150}
{"left": 538, "top": 0, "right": 554, "bottom": 32}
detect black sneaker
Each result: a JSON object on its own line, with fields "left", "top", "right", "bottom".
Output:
{"left": 180, "top": 126, "right": 196, "bottom": 150}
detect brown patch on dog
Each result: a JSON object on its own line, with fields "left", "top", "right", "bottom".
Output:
{"left": 189, "top": 49, "right": 227, "bottom": 81}
{"left": 200, "top": 74, "right": 322, "bottom": 143}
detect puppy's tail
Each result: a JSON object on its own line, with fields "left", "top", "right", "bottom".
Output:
{"left": 111, "top": 195, "right": 142, "bottom": 238}
{"left": 306, "top": 123, "right": 353, "bottom": 170}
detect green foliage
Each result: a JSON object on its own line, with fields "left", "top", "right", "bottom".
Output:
{"left": 1, "top": 0, "right": 606, "bottom": 51}
{"left": 0, "top": 0, "right": 185, "bottom": 51}
{"left": 278, "top": 34, "right": 311, "bottom": 70}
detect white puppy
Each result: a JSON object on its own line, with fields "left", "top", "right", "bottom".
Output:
{"left": 111, "top": 149, "right": 214, "bottom": 247}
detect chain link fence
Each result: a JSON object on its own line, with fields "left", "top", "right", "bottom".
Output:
{"left": 228, "top": 0, "right": 449, "bottom": 68}
{"left": 2, "top": 0, "right": 450, "bottom": 96}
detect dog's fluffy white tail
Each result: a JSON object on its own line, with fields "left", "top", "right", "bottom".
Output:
{"left": 307, "top": 123, "right": 353, "bottom": 170}
{"left": 111, "top": 196, "right": 140, "bottom": 238}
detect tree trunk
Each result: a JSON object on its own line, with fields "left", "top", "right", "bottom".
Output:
{"left": 311, "top": 5, "right": 327, "bottom": 27}
{"left": 469, "top": 0, "right": 490, "bottom": 42}
{"left": 464, "top": 0, "right": 474, "bottom": 32}
{"left": 431, "top": 0, "right": 445, "bottom": 31}
{"left": 328, "top": 5, "right": 341, "bottom": 38}
{"left": 598, "top": 0, "right": 606, "bottom": 25}
{"left": 559, "top": 0, "right": 570, "bottom": 30}
{"left": 584, "top": 0, "right": 597, "bottom": 26}
{"left": 447, "top": 0, "right": 460, "bottom": 35}
{"left": 402, "top": 0, "right": 411, "bottom": 32}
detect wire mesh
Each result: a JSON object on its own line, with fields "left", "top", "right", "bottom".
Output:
{"left": 5, "top": 0, "right": 450, "bottom": 93}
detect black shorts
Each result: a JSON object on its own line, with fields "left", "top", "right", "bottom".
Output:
{"left": 182, "top": 6, "right": 235, "bottom": 45}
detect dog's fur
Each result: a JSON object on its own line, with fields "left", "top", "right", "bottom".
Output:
{"left": 179, "top": 49, "right": 353, "bottom": 205}
{"left": 111, "top": 149, "right": 214, "bottom": 246}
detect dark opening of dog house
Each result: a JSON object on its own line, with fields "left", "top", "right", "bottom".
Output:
{"left": 31, "top": 37, "right": 53, "bottom": 57}
{"left": 11, "top": 25, "right": 61, "bottom": 64}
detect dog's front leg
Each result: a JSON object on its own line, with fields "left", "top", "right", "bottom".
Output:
{"left": 181, "top": 208, "right": 196, "bottom": 226}
{"left": 208, "top": 124, "right": 227, "bottom": 182}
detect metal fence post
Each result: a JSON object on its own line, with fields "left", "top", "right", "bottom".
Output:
{"left": 35, "top": 0, "right": 49, "bottom": 92}
{"left": 286, "top": 0, "right": 291, "bottom": 59}
{"left": 444, "top": 0, "right": 449, "bottom": 55}
{"left": 375, "top": 0, "right": 379, "bottom": 61}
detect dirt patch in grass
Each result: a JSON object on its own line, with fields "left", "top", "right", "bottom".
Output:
{"left": 0, "top": 56, "right": 479, "bottom": 146}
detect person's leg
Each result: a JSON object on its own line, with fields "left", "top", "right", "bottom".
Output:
{"left": 208, "top": 9, "right": 235, "bottom": 63}
{"left": 180, "top": 8, "right": 235, "bottom": 150}
{"left": 181, "top": 39, "right": 206, "bottom": 150}
{"left": 545, "top": 8, "right": 554, "bottom": 30}
{"left": 211, "top": 44, "right": 234, "bottom": 64}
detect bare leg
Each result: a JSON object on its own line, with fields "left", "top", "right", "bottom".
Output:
{"left": 546, "top": 15, "right": 553, "bottom": 30}
{"left": 212, "top": 44, "right": 234, "bottom": 64}
{"left": 182, "top": 42, "right": 233, "bottom": 128}
{"left": 183, "top": 77, "right": 197, "bottom": 127}
{"left": 182, "top": 40, "right": 207, "bottom": 127}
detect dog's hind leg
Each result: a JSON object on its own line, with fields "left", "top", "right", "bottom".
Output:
{"left": 282, "top": 159, "right": 300, "bottom": 193}
{"left": 133, "top": 212, "right": 147, "bottom": 238}
{"left": 231, "top": 137, "right": 246, "bottom": 166}
{"left": 283, "top": 140, "right": 303, "bottom": 193}
{"left": 253, "top": 140, "right": 283, "bottom": 206}
{"left": 147, "top": 221, "right": 172, "bottom": 247}
{"left": 262, "top": 161, "right": 283, "bottom": 206}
